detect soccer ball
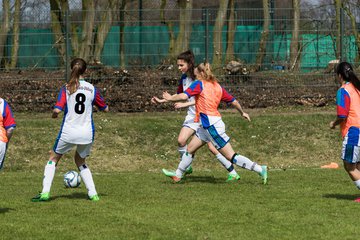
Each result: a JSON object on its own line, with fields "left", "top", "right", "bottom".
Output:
{"left": 63, "top": 170, "right": 81, "bottom": 188}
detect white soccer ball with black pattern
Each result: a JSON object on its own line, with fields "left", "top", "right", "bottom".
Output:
{"left": 63, "top": 170, "right": 81, "bottom": 188}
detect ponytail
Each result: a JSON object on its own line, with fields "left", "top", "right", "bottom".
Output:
{"left": 336, "top": 62, "right": 360, "bottom": 91}
{"left": 196, "top": 62, "right": 217, "bottom": 82}
{"left": 68, "top": 58, "right": 87, "bottom": 95}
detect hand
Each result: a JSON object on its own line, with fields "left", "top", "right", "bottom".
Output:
{"left": 151, "top": 96, "right": 166, "bottom": 104}
{"left": 162, "top": 91, "right": 172, "bottom": 101}
{"left": 330, "top": 121, "right": 336, "bottom": 129}
{"left": 242, "top": 112, "right": 251, "bottom": 121}
{"left": 174, "top": 102, "right": 187, "bottom": 109}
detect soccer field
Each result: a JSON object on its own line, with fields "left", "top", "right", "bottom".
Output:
{"left": 0, "top": 169, "right": 359, "bottom": 239}
{"left": 0, "top": 108, "right": 359, "bottom": 239}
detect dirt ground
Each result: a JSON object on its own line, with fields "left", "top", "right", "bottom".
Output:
{"left": 0, "top": 66, "right": 338, "bottom": 112}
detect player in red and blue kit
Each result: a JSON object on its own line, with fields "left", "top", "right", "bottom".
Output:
{"left": 162, "top": 62, "right": 268, "bottom": 184}
{"left": 152, "top": 50, "right": 239, "bottom": 181}
{"left": 0, "top": 98, "right": 16, "bottom": 170}
{"left": 330, "top": 61, "right": 360, "bottom": 202}
{"left": 32, "top": 58, "right": 108, "bottom": 202}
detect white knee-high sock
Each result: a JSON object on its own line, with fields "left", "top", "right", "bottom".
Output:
{"left": 42, "top": 160, "right": 56, "bottom": 193}
{"left": 354, "top": 179, "right": 360, "bottom": 190}
{"left": 215, "top": 153, "right": 237, "bottom": 175}
{"left": 178, "top": 145, "right": 187, "bottom": 159}
{"left": 79, "top": 164, "right": 97, "bottom": 197}
{"left": 176, "top": 152, "right": 193, "bottom": 178}
{"left": 232, "top": 154, "right": 262, "bottom": 173}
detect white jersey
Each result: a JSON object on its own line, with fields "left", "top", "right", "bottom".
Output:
{"left": 179, "top": 74, "right": 196, "bottom": 118}
{"left": 54, "top": 80, "right": 107, "bottom": 144}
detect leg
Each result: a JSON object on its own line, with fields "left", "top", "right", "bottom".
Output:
{"left": 218, "top": 142, "right": 267, "bottom": 184}
{"left": 207, "top": 142, "right": 239, "bottom": 180}
{"left": 344, "top": 161, "right": 360, "bottom": 181}
{"left": 32, "top": 151, "right": 62, "bottom": 202}
{"left": 75, "top": 145, "right": 99, "bottom": 201}
{"left": 174, "top": 135, "right": 206, "bottom": 179}
{"left": 177, "top": 126, "right": 195, "bottom": 157}
{"left": 42, "top": 151, "right": 62, "bottom": 193}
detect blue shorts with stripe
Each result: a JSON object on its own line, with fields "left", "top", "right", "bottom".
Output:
{"left": 342, "top": 126, "right": 360, "bottom": 163}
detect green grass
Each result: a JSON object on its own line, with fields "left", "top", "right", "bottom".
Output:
{"left": 1, "top": 106, "right": 358, "bottom": 239}
{"left": 1, "top": 169, "right": 359, "bottom": 239}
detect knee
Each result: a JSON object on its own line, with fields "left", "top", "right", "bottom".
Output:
{"left": 344, "top": 162, "right": 356, "bottom": 173}
{"left": 177, "top": 137, "right": 187, "bottom": 147}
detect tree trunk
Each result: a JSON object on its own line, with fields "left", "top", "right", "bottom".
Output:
{"left": 119, "top": 0, "right": 127, "bottom": 68}
{"left": 289, "top": 0, "right": 300, "bottom": 71}
{"left": 5, "top": 0, "right": 21, "bottom": 70}
{"left": 255, "top": 0, "right": 270, "bottom": 71}
{"left": 212, "top": 0, "right": 229, "bottom": 68}
{"left": 94, "top": 0, "right": 116, "bottom": 64}
{"left": 160, "top": 0, "right": 175, "bottom": 58}
{"left": 49, "top": 0, "right": 67, "bottom": 66}
{"left": 172, "top": 0, "right": 193, "bottom": 58}
{"left": 0, "top": 0, "right": 10, "bottom": 68}
{"left": 344, "top": 6, "right": 360, "bottom": 63}
{"left": 79, "top": 0, "right": 95, "bottom": 61}
{"left": 225, "top": 0, "right": 236, "bottom": 62}
{"left": 334, "top": 0, "right": 341, "bottom": 59}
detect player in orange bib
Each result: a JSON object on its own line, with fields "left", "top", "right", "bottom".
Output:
{"left": 0, "top": 98, "right": 16, "bottom": 170}
{"left": 330, "top": 61, "right": 360, "bottom": 202}
{"left": 162, "top": 62, "right": 268, "bottom": 184}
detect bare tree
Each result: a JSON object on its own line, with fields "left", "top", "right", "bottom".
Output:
{"left": 343, "top": 0, "right": 360, "bottom": 63}
{"left": 334, "top": 0, "right": 341, "bottom": 59}
{"left": 212, "top": 0, "right": 229, "bottom": 68}
{"left": 5, "top": 0, "right": 21, "bottom": 70}
{"left": 225, "top": 0, "right": 236, "bottom": 63}
{"left": 0, "top": 0, "right": 10, "bottom": 68}
{"left": 255, "top": 0, "right": 270, "bottom": 71}
{"left": 93, "top": 0, "right": 116, "bottom": 63}
{"left": 160, "top": 0, "right": 192, "bottom": 59}
{"left": 118, "top": 0, "right": 127, "bottom": 68}
{"left": 289, "top": 0, "right": 301, "bottom": 71}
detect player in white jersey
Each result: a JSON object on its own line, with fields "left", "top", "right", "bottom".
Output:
{"left": 32, "top": 58, "right": 108, "bottom": 202}
{"left": 152, "top": 50, "right": 240, "bottom": 182}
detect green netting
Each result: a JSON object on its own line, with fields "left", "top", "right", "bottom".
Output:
{"left": 5, "top": 26, "right": 358, "bottom": 71}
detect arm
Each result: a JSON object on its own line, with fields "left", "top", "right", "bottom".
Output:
{"left": 230, "top": 100, "right": 251, "bottom": 121}
{"left": 330, "top": 87, "right": 349, "bottom": 129}
{"left": 330, "top": 117, "right": 345, "bottom": 129}
{"left": 162, "top": 91, "right": 189, "bottom": 102}
{"left": 6, "top": 127, "right": 14, "bottom": 141}
{"left": 151, "top": 96, "right": 168, "bottom": 104}
{"left": 174, "top": 100, "right": 195, "bottom": 109}
{"left": 52, "top": 108, "right": 61, "bottom": 118}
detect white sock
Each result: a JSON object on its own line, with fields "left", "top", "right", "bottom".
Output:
{"left": 215, "top": 153, "right": 237, "bottom": 174}
{"left": 79, "top": 164, "right": 97, "bottom": 197}
{"left": 176, "top": 152, "right": 193, "bottom": 178}
{"left": 178, "top": 145, "right": 187, "bottom": 159}
{"left": 354, "top": 179, "right": 360, "bottom": 190}
{"left": 42, "top": 160, "right": 56, "bottom": 193}
{"left": 232, "top": 154, "right": 262, "bottom": 173}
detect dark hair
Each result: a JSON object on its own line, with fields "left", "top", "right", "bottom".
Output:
{"left": 177, "top": 50, "right": 195, "bottom": 80}
{"left": 68, "top": 58, "right": 87, "bottom": 95}
{"left": 336, "top": 61, "right": 360, "bottom": 91}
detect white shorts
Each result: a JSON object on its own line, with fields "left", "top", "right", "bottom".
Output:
{"left": 195, "top": 119, "right": 230, "bottom": 150}
{"left": 0, "top": 141, "right": 7, "bottom": 170}
{"left": 53, "top": 139, "right": 92, "bottom": 158}
{"left": 182, "top": 115, "right": 201, "bottom": 131}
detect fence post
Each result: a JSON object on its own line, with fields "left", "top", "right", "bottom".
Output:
{"left": 340, "top": 7, "right": 345, "bottom": 62}
{"left": 204, "top": 8, "right": 209, "bottom": 62}
{"left": 65, "top": 10, "right": 71, "bottom": 82}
